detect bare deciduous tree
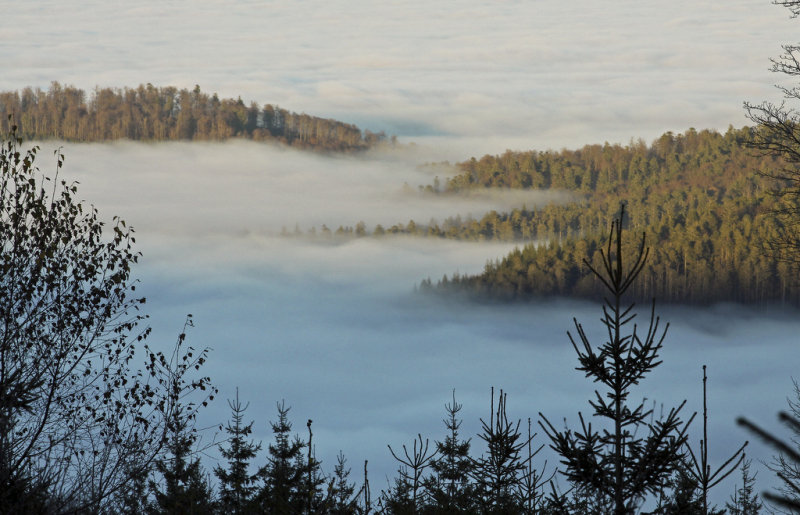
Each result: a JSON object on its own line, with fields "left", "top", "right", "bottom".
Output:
{"left": 0, "top": 123, "right": 214, "bottom": 513}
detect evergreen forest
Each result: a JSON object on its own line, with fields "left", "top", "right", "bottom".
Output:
{"left": 289, "top": 127, "right": 796, "bottom": 305}
{"left": 0, "top": 83, "right": 392, "bottom": 152}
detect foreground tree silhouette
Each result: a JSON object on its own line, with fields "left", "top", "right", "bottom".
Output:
{"left": 256, "top": 400, "right": 307, "bottom": 513}
{"left": 737, "top": 383, "right": 800, "bottom": 512}
{"left": 0, "top": 123, "right": 214, "bottom": 512}
{"left": 424, "top": 390, "right": 476, "bottom": 513}
{"left": 539, "top": 205, "right": 693, "bottom": 514}
{"left": 745, "top": 0, "right": 800, "bottom": 268}
{"left": 472, "top": 388, "right": 539, "bottom": 514}
{"left": 215, "top": 389, "right": 262, "bottom": 513}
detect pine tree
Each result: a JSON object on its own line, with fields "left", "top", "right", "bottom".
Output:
{"left": 737, "top": 380, "right": 800, "bottom": 512}
{"left": 327, "top": 451, "right": 359, "bottom": 514}
{"left": 726, "top": 456, "right": 762, "bottom": 515}
{"left": 539, "top": 205, "right": 693, "bottom": 514}
{"left": 425, "top": 390, "right": 476, "bottom": 513}
{"left": 683, "top": 365, "right": 747, "bottom": 514}
{"left": 387, "top": 433, "right": 437, "bottom": 513}
{"left": 148, "top": 415, "right": 214, "bottom": 514}
{"left": 256, "top": 400, "right": 305, "bottom": 514}
{"left": 214, "top": 389, "right": 261, "bottom": 513}
{"left": 472, "top": 388, "right": 535, "bottom": 514}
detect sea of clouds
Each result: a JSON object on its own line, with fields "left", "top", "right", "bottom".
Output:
{"left": 2, "top": 0, "right": 796, "bottom": 156}
{"left": 43, "top": 141, "right": 799, "bottom": 508}
{"left": 5, "top": 0, "right": 800, "bottom": 506}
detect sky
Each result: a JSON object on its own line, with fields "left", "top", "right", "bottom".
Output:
{"left": 4, "top": 0, "right": 800, "bottom": 508}
{"left": 1, "top": 0, "right": 797, "bottom": 157}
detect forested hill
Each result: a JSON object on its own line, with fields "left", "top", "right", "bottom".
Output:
{"left": 420, "top": 127, "right": 800, "bottom": 305}
{"left": 0, "top": 83, "right": 392, "bottom": 152}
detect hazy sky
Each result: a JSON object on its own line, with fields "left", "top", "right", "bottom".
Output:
{"left": 2, "top": 0, "right": 797, "bottom": 156}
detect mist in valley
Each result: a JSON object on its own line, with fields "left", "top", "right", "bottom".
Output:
{"left": 43, "top": 141, "right": 799, "bottom": 507}
{"left": 5, "top": 0, "right": 800, "bottom": 508}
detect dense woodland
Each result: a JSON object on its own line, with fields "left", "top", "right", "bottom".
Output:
{"left": 0, "top": 82, "right": 391, "bottom": 152}
{"left": 425, "top": 127, "right": 795, "bottom": 305}
{"left": 291, "top": 127, "right": 796, "bottom": 305}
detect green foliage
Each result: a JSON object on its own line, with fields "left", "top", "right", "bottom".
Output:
{"left": 0, "top": 82, "right": 390, "bottom": 152}
{"left": 415, "top": 127, "right": 799, "bottom": 305}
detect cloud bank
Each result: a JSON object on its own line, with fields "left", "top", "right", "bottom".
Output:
{"left": 34, "top": 141, "right": 797, "bottom": 507}
{"left": 3, "top": 0, "right": 796, "bottom": 156}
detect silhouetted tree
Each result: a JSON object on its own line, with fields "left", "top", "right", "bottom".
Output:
{"left": 387, "top": 433, "right": 437, "bottom": 513}
{"left": 256, "top": 400, "right": 306, "bottom": 513}
{"left": 472, "top": 388, "right": 537, "bottom": 514}
{"left": 738, "top": 382, "right": 800, "bottom": 513}
{"left": 726, "top": 456, "right": 762, "bottom": 515}
{"left": 683, "top": 365, "right": 747, "bottom": 514}
{"left": 539, "top": 205, "right": 693, "bottom": 514}
{"left": 326, "top": 451, "right": 360, "bottom": 514}
{"left": 215, "top": 389, "right": 261, "bottom": 513}
{"left": 148, "top": 416, "right": 214, "bottom": 514}
{"left": 147, "top": 318, "right": 216, "bottom": 515}
{"left": 0, "top": 123, "right": 214, "bottom": 513}
{"left": 425, "top": 390, "right": 476, "bottom": 513}
{"left": 745, "top": 0, "right": 800, "bottom": 270}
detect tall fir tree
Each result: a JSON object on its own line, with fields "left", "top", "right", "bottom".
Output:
{"left": 214, "top": 389, "right": 261, "bottom": 513}
{"left": 256, "top": 400, "right": 306, "bottom": 514}
{"left": 539, "top": 205, "right": 693, "bottom": 514}
{"left": 425, "top": 390, "right": 476, "bottom": 513}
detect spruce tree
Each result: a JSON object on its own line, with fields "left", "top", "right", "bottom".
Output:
{"left": 726, "top": 456, "right": 762, "bottom": 515}
{"left": 148, "top": 415, "right": 214, "bottom": 514}
{"left": 737, "top": 381, "right": 800, "bottom": 512}
{"left": 425, "top": 390, "right": 476, "bottom": 513}
{"left": 327, "top": 451, "right": 359, "bottom": 514}
{"left": 215, "top": 389, "right": 261, "bottom": 513}
{"left": 472, "top": 388, "right": 536, "bottom": 514}
{"left": 539, "top": 205, "right": 692, "bottom": 514}
{"left": 256, "top": 400, "right": 305, "bottom": 514}
{"left": 387, "top": 433, "right": 437, "bottom": 513}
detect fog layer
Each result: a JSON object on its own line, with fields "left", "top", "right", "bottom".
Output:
{"left": 3, "top": 0, "right": 796, "bottom": 155}
{"left": 43, "top": 142, "right": 800, "bottom": 507}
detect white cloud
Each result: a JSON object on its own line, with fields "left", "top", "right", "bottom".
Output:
{"left": 3, "top": 0, "right": 796, "bottom": 154}
{"left": 7, "top": 1, "right": 800, "bottom": 506}
{"left": 30, "top": 141, "right": 794, "bottom": 507}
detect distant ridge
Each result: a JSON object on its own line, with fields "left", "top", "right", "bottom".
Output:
{"left": 0, "top": 82, "right": 393, "bottom": 152}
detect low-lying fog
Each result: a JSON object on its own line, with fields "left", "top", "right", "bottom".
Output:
{"left": 4, "top": 0, "right": 797, "bottom": 155}
{"left": 47, "top": 141, "right": 800, "bottom": 507}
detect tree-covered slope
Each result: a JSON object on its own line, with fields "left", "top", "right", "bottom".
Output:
{"left": 421, "top": 127, "right": 798, "bottom": 305}
{"left": 0, "top": 82, "right": 391, "bottom": 152}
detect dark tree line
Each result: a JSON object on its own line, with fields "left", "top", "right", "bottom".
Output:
{"left": 0, "top": 82, "right": 392, "bottom": 152}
